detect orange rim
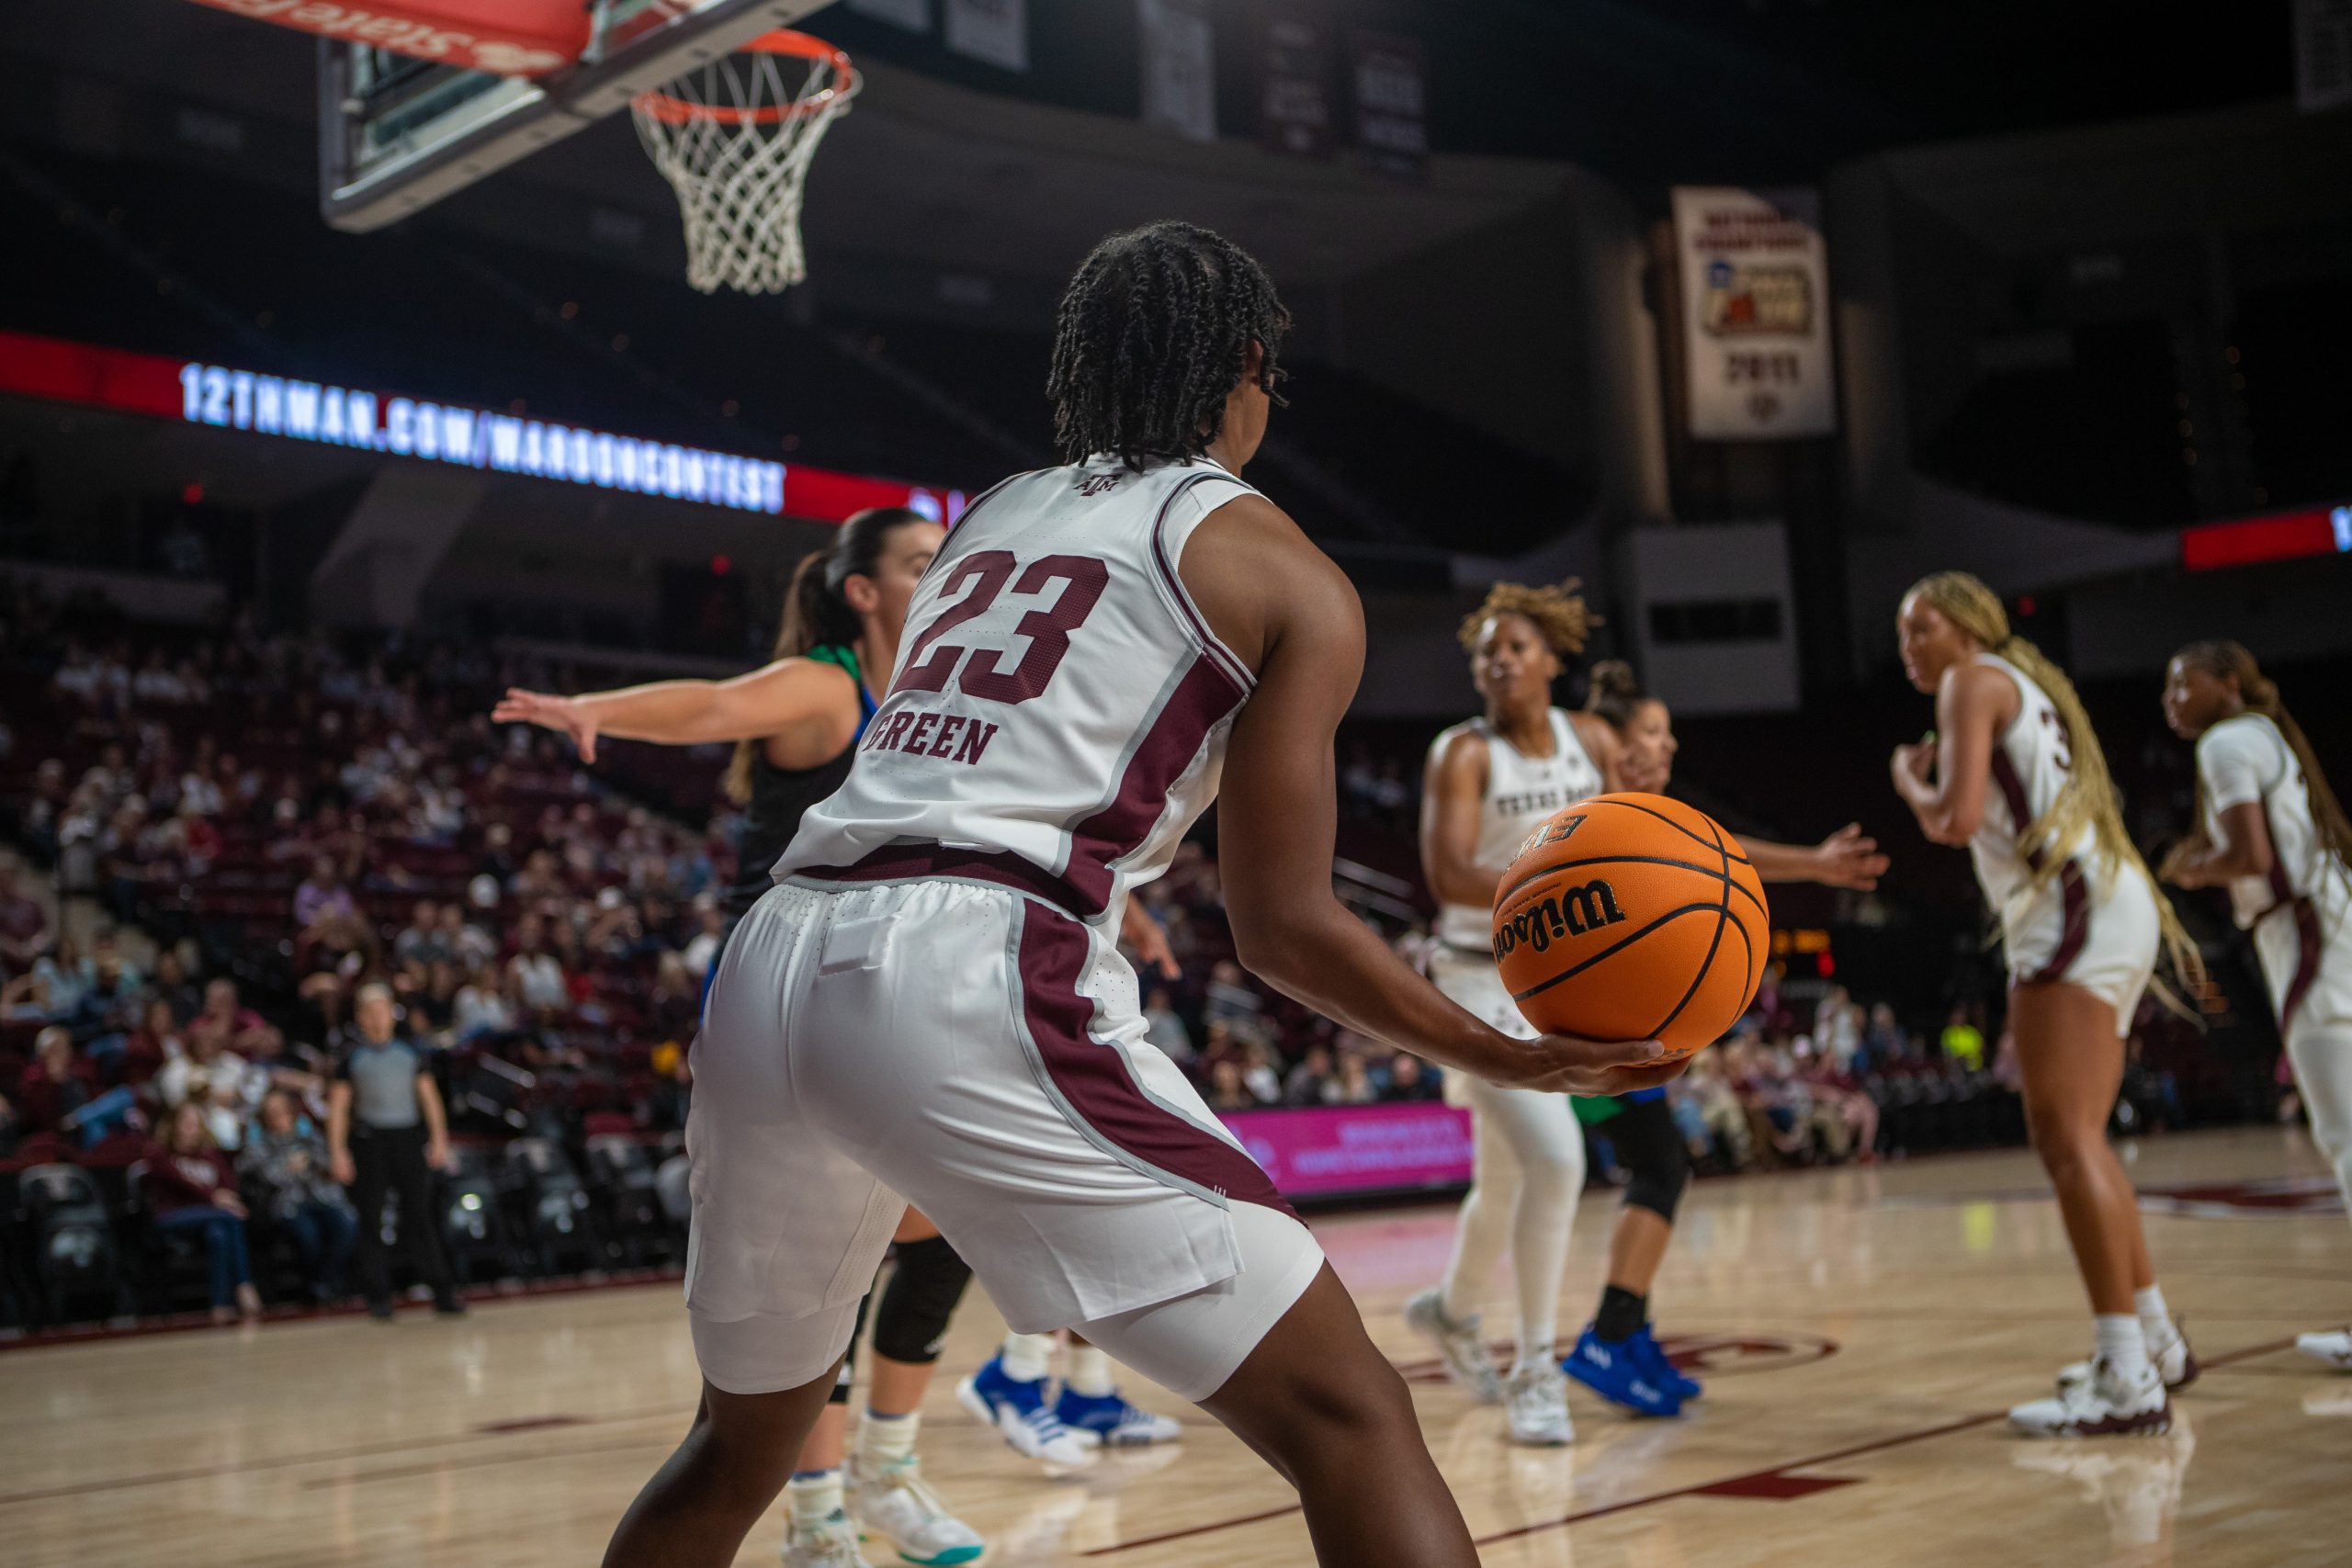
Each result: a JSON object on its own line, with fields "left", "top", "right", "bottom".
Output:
{"left": 632, "top": 30, "right": 857, "bottom": 125}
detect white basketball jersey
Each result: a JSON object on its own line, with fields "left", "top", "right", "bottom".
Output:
{"left": 1967, "top": 652, "right": 2098, "bottom": 915}
{"left": 2197, "top": 713, "right": 2352, "bottom": 930}
{"left": 1430, "top": 708, "right": 1606, "bottom": 951}
{"left": 778, "top": 454, "right": 1260, "bottom": 931}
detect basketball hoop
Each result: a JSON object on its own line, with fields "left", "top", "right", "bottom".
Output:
{"left": 630, "top": 30, "right": 858, "bottom": 295}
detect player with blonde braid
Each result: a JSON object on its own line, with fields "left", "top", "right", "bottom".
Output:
{"left": 1890, "top": 570, "right": 2203, "bottom": 1438}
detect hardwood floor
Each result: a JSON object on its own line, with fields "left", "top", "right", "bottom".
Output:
{"left": 5, "top": 1125, "right": 2346, "bottom": 1567}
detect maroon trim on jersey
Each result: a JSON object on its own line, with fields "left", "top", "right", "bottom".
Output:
{"left": 1015, "top": 899, "right": 1297, "bottom": 1220}
{"left": 2255, "top": 802, "right": 2325, "bottom": 1029}
{"left": 2028, "top": 860, "right": 2091, "bottom": 984}
{"left": 1988, "top": 748, "right": 2038, "bottom": 862}
{"left": 794, "top": 844, "right": 1085, "bottom": 917}
{"left": 2282, "top": 898, "right": 2324, "bottom": 1031}
{"left": 1063, "top": 653, "right": 1245, "bottom": 916}
{"left": 1989, "top": 751, "right": 2093, "bottom": 983}
{"left": 1148, "top": 471, "right": 1255, "bottom": 693}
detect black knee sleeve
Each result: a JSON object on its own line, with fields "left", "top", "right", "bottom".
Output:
{"left": 1613, "top": 1096, "right": 1690, "bottom": 1221}
{"left": 872, "top": 1235, "right": 973, "bottom": 1365}
{"left": 830, "top": 1292, "right": 870, "bottom": 1403}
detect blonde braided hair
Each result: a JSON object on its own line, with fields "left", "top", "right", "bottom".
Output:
{"left": 1908, "top": 571, "right": 2205, "bottom": 997}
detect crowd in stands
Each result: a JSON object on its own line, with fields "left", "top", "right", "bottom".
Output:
{"left": 0, "top": 576, "right": 2223, "bottom": 1329}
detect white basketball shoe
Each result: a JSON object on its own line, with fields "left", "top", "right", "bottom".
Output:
{"left": 1404, "top": 1288, "right": 1503, "bottom": 1403}
{"left": 1502, "top": 1362, "right": 1576, "bottom": 1447}
{"left": 2009, "top": 1357, "right": 2170, "bottom": 1438}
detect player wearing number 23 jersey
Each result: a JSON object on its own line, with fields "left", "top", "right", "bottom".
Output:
{"left": 616, "top": 222, "right": 1681, "bottom": 1568}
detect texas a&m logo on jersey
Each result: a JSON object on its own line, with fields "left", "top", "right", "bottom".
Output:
{"left": 1077, "top": 473, "right": 1124, "bottom": 496}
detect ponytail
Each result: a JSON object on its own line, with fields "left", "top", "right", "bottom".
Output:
{"left": 724, "top": 506, "right": 928, "bottom": 804}
{"left": 1582, "top": 660, "right": 1646, "bottom": 734}
{"left": 2173, "top": 639, "right": 2352, "bottom": 876}
{"left": 1907, "top": 571, "right": 2206, "bottom": 999}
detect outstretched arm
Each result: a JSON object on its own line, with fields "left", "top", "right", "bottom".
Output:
{"left": 1747, "top": 825, "right": 1889, "bottom": 889}
{"left": 1189, "top": 496, "right": 1679, "bottom": 1098}
{"left": 493, "top": 660, "right": 857, "bottom": 764}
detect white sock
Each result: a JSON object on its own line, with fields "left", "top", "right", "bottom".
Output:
{"left": 2096, "top": 1314, "right": 2152, "bottom": 1382}
{"left": 1000, "top": 1331, "right": 1054, "bottom": 1382}
{"left": 1514, "top": 1325, "right": 1557, "bottom": 1379}
{"left": 786, "top": 1470, "right": 844, "bottom": 1529}
{"left": 2134, "top": 1285, "right": 2176, "bottom": 1347}
{"left": 1068, "top": 1345, "right": 1116, "bottom": 1398}
{"left": 860, "top": 1409, "right": 920, "bottom": 1469}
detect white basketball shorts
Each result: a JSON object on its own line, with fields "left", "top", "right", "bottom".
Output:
{"left": 684, "top": 876, "right": 1324, "bottom": 1401}
{"left": 2000, "top": 858, "right": 2159, "bottom": 1032}
{"left": 2252, "top": 897, "right": 2352, "bottom": 1042}
{"left": 1427, "top": 944, "right": 1534, "bottom": 1110}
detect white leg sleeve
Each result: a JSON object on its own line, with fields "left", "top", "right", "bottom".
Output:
{"left": 2286, "top": 1020, "right": 2352, "bottom": 1227}
{"left": 1445, "top": 1078, "right": 1584, "bottom": 1362}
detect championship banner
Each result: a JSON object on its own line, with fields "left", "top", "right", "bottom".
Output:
{"left": 1670, "top": 186, "right": 1838, "bottom": 440}
{"left": 1260, "top": 10, "right": 1334, "bottom": 159}
{"left": 1138, "top": 0, "right": 1217, "bottom": 144}
{"left": 1350, "top": 31, "right": 1428, "bottom": 180}
{"left": 944, "top": 0, "right": 1027, "bottom": 71}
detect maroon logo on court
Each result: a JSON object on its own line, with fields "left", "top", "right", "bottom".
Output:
{"left": 1400, "top": 1331, "right": 1836, "bottom": 1386}
{"left": 1077, "top": 474, "right": 1123, "bottom": 496}
{"left": 1654, "top": 1331, "right": 1838, "bottom": 1377}
{"left": 2135, "top": 1177, "right": 2345, "bottom": 1218}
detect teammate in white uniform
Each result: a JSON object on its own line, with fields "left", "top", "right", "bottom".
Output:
{"left": 2159, "top": 639, "right": 2352, "bottom": 1372}
{"left": 1890, "top": 571, "right": 2200, "bottom": 1438}
{"left": 601, "top": 221, "right": 1681, "bottom": 1568}
{"left": 1400, "top": 581, "right": 1617, "bottom": 1445}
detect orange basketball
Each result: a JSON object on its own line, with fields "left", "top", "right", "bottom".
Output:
{"left": 1490, "top": 792, "right": 1769, "bottom": 1061}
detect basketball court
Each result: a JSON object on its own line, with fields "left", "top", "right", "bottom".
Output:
{"left": 5, "top": 4, "right": 2350, "bottom": 1566}
{"left": 6, "top": 1125, "right": 2346, "bottom": 1567}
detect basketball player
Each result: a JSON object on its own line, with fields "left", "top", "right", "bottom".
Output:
{"left": 1890, "top": 571, "right": 2199, "bottom": 1437}
{"left": 1400, "top": 581, "right": 1620, "bottom": 1444}
{"left": 497, "top": 510, "right": 996, "bottom": 1567}
{"left": 600, "top": 220, "right": 1682, "bottom": 1568}
{"left": 2158, "top": 640, "right": 2352, "bottom": 1373}
{"left": 1558, "top": 660, "right": 1888, "bottom": 1417}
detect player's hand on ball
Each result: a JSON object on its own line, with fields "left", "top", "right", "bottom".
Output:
{"left": 1504, "top": 1032, "right": 1684, "bottom": 1098}
{"left": 494, "top": 689, "right": 603, "bottom": 763}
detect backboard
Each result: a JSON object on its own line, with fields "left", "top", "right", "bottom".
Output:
{"left": 317, "top": 0, "right": 831, "bottom": 233}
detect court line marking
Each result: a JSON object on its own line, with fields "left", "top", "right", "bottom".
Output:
{"left": 1080, "top": 1335, "right": 2301, "bottom": 1557}
{"left": 0, "top": 1404, "right": 689, "bottom": 1507}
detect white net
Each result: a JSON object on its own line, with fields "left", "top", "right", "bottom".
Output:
{"left": 630, "top": 36, "right": 858, "bottom": 295}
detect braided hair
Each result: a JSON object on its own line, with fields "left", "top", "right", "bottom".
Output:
{"left": 1906, "top": 570, "right": 2205, "bottom": 997}
{"left": 1046, "top": 221, "right": 1290, "bottom": 468}
{"left": 2171, "top": 639, "right": 2352, "bottom": 875}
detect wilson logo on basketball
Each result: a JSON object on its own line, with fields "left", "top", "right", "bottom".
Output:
{"left": 1492, "top": 879, "right": 1624, "bottom": 961}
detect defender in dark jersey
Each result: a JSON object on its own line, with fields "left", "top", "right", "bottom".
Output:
{"left": 498, "top": 511, "right": 999, "bottom": 1567}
